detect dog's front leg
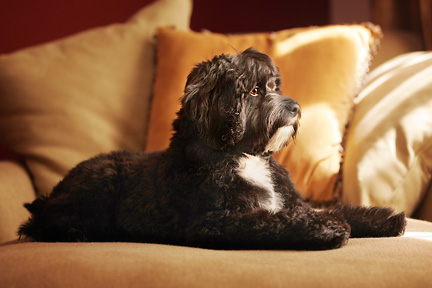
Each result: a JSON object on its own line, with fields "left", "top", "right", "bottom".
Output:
{"left": 325, "top": 204, "right": 406, "bottom": 238}
{"left": 184, "top": 208, "right": 350, "bottom": 250}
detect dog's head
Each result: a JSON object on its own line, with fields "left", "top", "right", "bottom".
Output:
{"left": 181, "top": 48, "right": 300, "bottom": 155}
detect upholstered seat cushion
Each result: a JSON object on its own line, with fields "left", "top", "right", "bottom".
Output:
{"left": 1, "top": 218, "right": 431, "bottom": 288}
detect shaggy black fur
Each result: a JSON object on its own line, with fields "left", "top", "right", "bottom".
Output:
{"left": 18, "top": 49, "right": 406, "bottom": 250}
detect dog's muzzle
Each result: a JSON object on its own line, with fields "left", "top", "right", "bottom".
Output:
{"left": 264, "top": 96, "right": 300, "bottom": 153}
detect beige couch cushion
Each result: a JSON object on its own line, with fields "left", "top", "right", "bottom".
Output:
{"left": 0, "top": 161, "right": 35, "bottom": 243}
{"left": 343, "top": 52, "right": 432, "bottom": 216}
{"left": 0, "top": 218, "right": 431, "bottom": 288}
{"left": 0, "top": 0, "right": 192, "bottom": 195}
{"left": 145, "top": 25, "right": 381, "bottom": 202}
{"left": 414, "top": 181, "right": 432, "bottom": 221}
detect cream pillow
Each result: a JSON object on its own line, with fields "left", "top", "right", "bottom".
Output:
{"left": 0, "top": 0, "right": 192, "bottom": 195}
{"left": 146, "top": 25, "right": 380, "bottom": 202}
{"left": 343, "top": 51, "right": 432, "bottom": 216}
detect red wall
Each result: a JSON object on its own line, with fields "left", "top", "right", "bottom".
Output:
{"left": 0, "top": 0, "right": 329, "bottom": 54}
{"left": 0, "top": 0, "right": 152, "bottom": 54}
{"left": 191, "top": 0, "right": 329, "bottom": 33}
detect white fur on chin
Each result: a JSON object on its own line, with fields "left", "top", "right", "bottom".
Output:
{"left": 265, "top": 125, "right": 294, "bottom": 153}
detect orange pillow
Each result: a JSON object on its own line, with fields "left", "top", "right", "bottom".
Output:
{"left": 146, "top": 25, "right": 381, "bottom": 202}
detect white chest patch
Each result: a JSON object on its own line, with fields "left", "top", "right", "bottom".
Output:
{"left": 237, "top": 154, "right": 284, "bottom": 213}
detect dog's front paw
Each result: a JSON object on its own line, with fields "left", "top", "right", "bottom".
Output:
{"left": 331, "top": 205, "right": 407, "bottom": 238}
{"left": 366, "top": 208, "right": 406, "bottom": 237}
{"left": 382, "top": 212, "right": 407, "bottom": 237}
{"left": 326, "top": 223, "right": 351, "bottom": 249}
{"left": 303, "top": 221, "right": 350, "bottom": 250}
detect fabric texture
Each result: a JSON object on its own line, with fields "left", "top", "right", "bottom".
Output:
{"left": 413, "top": 180, "right": 432, "bottom": 221}
{"left": 0, "top": 218, "right": 430, "bottom": 288}
{"left": 343, "top": 52, "right": 432, "bottom": 216}
{"left": 145, "top": 25, "right": 381, "bottom": 201}
{"left": 0, "top": 161, "right": 35, "bottom": 243}
{"left": 0, "top": 0, "right": 192, "bottom": 195}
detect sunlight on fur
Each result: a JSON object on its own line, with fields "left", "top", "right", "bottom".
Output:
{"left": 265, "top": 125, "right": 295, "bottom": 153}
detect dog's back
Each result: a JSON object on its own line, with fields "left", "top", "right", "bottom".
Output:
{"left": 19, "top": 151, "right": 160, "bottom": 242}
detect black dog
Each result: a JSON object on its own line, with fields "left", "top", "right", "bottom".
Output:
{"left": 19, "top": 48, "right": 406, "bottom": 250}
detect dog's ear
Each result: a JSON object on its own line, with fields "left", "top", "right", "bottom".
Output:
{"left": 181, "top": 58, "right": 245, "bottom": 150}
{"left": 181, "top": 61, "right": 216, "bottom": 136}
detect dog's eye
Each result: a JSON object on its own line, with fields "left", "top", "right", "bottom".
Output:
{"left": 250, "top": 87, "right": 260, "bottom": 96}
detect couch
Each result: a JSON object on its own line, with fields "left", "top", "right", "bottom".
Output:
{"left": 0, "top": 0, "right": 431, "bottom": 287}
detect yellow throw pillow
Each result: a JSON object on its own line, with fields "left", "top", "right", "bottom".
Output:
{"left": 0, "top": 0, "right": 192, "bottom": 195}
{"left": 146, "top": 25, "right": 380, "bottom": 202}
{"left": 343, "top": 51, "right": 432, "bottom": 216}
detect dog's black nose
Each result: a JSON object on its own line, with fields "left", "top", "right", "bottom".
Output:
{"left": 290, "top": 103, "right": 300, "bottom": 114}
{"left": 287, "top": 99, "right": 300, "bottom": 116}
